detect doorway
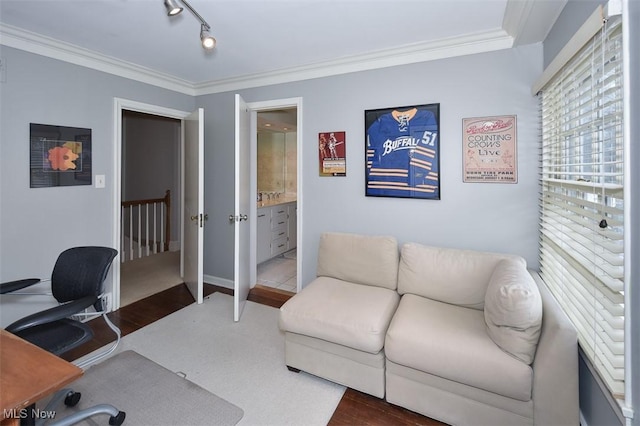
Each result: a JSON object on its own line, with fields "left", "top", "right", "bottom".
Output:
{"left": 119, "top": 110, "right": 182, "bottom": 307}
{"left": 243, "top": 97, "right": 303, "bottom": 298}
{"left": 255, "top": 108, "right": 298, "bottom": 293}
{"left": 112, "top": 98, "right": 205, "bottom": 311}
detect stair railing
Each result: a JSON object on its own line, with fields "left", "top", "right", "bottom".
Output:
{"left": 120, "top": 190, "right": 171, "bottom": 262}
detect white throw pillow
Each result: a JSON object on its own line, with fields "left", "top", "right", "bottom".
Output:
{"left": 484, "top": 259, "right": 542, "bottom": 364}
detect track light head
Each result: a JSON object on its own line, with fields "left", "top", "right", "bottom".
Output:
{"left": 164, "top": 0, "right": 183, "bottom": 16}
{"left": 200, "top": 25, "right": 216, "bottom": 50}
{"left": 164, "top": 0, "right": 216, "bottom": 50}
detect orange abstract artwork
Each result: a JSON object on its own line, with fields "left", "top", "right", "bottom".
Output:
{"left": 30, "top": 123, "right": 92, "bottom": 188}
{"left": 47, "top": 142, "right": 81, "bottom": 171}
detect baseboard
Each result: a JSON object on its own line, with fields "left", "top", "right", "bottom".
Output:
{"left": 204, "top": 274, "right": 233, "bottom": 290}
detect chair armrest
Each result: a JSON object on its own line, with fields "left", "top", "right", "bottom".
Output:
{"left": 0, "top": 278, "right": 41, "bottom": 294}
{"left": 530, "top": 271, "right": 579, "bottom": 426}
{"left": 5, "top": 295, "right": 97, "bottom": 334}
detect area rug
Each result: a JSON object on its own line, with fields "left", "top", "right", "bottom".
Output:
{"left": 76, "top": 292, "right": 345, "bottom": 425}
{"left": 58, "top": 350, "right": 243, "bottom": 425}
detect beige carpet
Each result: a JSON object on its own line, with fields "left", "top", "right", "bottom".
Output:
{"left": 74, "top": 293, "right": 345, "bottom": 425}
{"left": 120, "top": 250, "right": 183, "bottom": 307}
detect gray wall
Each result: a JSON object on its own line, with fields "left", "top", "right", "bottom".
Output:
{"left": 542, "top": 1, "right": 640, "bottom": 425}
{"left": 543, "top": 0, "right": 602, "bottom": 68}
{"left": 198, "top": 43, "right": 542, "bottom": 287}
{"left": 0, "top": 46, "right": 194, "bottom": 325}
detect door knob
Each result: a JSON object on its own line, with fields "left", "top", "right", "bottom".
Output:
{"left": 191, "top": 215, "right": 198, "bottom": 221}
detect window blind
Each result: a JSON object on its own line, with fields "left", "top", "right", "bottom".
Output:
{"left": 538, "top": 15, "right": 625, "bottom": 398}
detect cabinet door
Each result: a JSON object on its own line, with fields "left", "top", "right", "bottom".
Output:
{"left": 271, "top": 236, "right": 288, "bottom": 257}
{"left": 272, "top": 207, "right": 287, "bottom": 230}
{"left": 288, "top": 203, "right": 297, "bottom": 250}
{"left": 256, "top": 208, "right": 271, "bottom": 264}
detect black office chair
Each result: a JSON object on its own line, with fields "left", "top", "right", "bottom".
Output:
{"left": 1, "top": 246, "right": 126, "bottom": 426}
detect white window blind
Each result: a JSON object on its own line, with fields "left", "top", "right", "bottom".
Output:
{"left": 538, "top": 14, "right": 625, "bottom": 398}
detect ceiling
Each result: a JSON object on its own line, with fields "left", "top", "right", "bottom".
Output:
{"left": 0, "top": 0, "right": 567, "bottom": 95}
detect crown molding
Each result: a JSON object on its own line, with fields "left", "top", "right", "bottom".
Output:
{"left": 503, "top": 0, "right": 567, "bottom": 46}
{"left": 193, "top": 28, "right": 514, "bottom": 95}
{"left": 0, "top": 24, "right": 197, "bottom": 96}
{"left": 1, "top": 23, "right": 513, "bottom": 97}
{"left": 503, "top": 0, "right": 536, "bottom": 45}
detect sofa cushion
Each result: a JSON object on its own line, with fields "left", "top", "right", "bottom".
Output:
{"left": 398, "top": 243, "right": 525, "bottom": 309}
{"left": 484, "top": 259, "right": 542, "bottom": 364}
{"left": 385, "top": 294, "right": 533, "bottom": 401}
{"left": 279, "top": 277, "right": 400, "bottom": 354}
{"left": 317, "top": 232, "right": 399, "bottom": 290}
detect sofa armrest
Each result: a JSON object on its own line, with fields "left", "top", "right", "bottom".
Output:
{"left": 530, "top": 271, "right": 579, "bottom": 426}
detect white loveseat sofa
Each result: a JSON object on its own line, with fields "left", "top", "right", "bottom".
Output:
{"left": 278, "top": 232, "right": 579, "bottom": 426}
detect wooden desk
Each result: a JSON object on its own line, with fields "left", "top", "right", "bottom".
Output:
{"left": 0, "top": 330, "right": 83, "bottom": 425}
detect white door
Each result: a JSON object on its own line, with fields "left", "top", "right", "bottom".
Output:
{"left": 234, "top": 94, "right": 251, "bottom": 321}
{"left": 183, "top": 108, "right": 204, "bottom": 304}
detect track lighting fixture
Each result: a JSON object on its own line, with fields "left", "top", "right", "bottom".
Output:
{"left": 200, "top": 25, "right": 216, "bottom": 50}
{"left": 164, "top": 0, "right": 216, "bottom": 50}
{"left": 164, "top": 0, "right": 182, "bottom": 16}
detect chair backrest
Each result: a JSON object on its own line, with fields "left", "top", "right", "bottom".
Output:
{"left": 51, "top": 247, "right": 118, "bottom": 306}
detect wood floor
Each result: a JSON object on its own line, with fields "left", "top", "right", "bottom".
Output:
{"left": 65, "top": 283, "right": 444, "bottom": 426}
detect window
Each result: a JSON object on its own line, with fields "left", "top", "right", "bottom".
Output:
{"left": 538, "top": 14, "right": 625, "bottom": 398}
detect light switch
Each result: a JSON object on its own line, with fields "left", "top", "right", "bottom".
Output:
{"left": 95, "top": 175, "right": 106, "bottom": 188}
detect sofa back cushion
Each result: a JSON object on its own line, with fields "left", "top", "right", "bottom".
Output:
{"left": 484, "top": 259, "right": 542, "bottom": 364}
{"left": 317, "top": 232, "right": 399, "bottom": 290}
{"left": 397, "top": 243, "right": 523, "bottom": 309}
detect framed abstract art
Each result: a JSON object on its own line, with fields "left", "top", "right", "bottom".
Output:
{"left": 30, "top": 123, "right": 92, "bottom": 188}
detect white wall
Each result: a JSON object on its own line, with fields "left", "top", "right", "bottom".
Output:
{"left": 198, "top": 43, "right": 543, "bottom": 286}
{"left": 0, "top": 46, "right": 194, "bottom": 326}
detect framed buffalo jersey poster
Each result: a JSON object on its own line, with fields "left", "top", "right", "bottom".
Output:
{"left": 365, "top": 103, "right": 440, "bottom": 199}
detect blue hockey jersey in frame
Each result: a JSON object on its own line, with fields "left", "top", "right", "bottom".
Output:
{"left": 366, "top": 107, "right": 439, "bottom": 199}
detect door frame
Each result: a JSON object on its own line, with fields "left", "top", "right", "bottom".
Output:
{"left": 112, "top": 98, "right": 192, "bottom": 310}
{"left": 247, "top": 97, "right": 303, "bottom": 292}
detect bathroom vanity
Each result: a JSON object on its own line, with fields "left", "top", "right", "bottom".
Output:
{"left": 257, "top": 198, "right": 297, "bottom": 264}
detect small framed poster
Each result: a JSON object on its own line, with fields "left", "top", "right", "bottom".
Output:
{"left": 462, "top": 115, "right": 517, "bottom": 183}
{"left": 318, "top": 131, "right": 346, "bottom": 176}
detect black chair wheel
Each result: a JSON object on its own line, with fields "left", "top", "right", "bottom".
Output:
{"left": 109, "top": 411, "right": 126, "bottom": 425}
{"left": 64, "top": 391, "right": 81, "bottom": 407}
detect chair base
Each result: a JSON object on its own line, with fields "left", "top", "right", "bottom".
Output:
{"left": 39, "top": 388, "right": 126, "bottom": 426}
